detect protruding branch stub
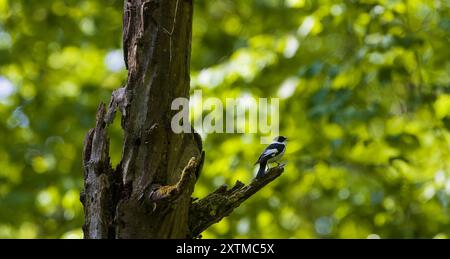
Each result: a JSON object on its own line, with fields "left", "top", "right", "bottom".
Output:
{"left": 104, "top": 87, "right": 128, "bottom": 125}
{"left": 81, "top": 103, "right": 117, "bottom": 239}
{"left": 187, "top": 164, "right": 285, "bottom": 238}
{"left": 140, "top": 156, "right": 203, "bottom": 212}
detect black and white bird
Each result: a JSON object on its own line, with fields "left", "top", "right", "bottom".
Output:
{"left": 255, "top": 136, "right": 287, "bottom": 178}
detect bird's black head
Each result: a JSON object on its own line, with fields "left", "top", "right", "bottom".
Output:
{"left": 274, "top": 136, "right": 288, "bottom": 142}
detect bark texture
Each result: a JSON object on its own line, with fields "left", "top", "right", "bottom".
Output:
{"left": 81, "top": 0, "right": 285, "bottom": 239}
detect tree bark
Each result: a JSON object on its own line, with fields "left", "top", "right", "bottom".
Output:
{"left": 81, "top": 0, "right": 285, "bottom": 239}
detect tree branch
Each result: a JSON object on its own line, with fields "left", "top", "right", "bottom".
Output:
{"left": 187, "top": 165, "right": 285, "bottom": 238}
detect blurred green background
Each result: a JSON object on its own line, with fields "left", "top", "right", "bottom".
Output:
{"left": 0, "top": 0, "right": 449, "bottom": 238}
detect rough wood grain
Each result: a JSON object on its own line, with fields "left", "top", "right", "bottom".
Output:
{"left": 81, "top": 104, "right": 122, "bottom": 239}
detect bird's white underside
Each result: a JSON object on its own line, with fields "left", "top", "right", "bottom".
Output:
{"left": 267, "top": 148, "right": 285, "bottom": 163}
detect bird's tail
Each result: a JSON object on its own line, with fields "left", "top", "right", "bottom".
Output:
{"left": 256, "top": 161, "right": 267, "bottom": 179}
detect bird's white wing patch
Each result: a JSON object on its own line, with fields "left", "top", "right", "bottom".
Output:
{"left": 263, "top": 148, "right": 278, "bottom": 157}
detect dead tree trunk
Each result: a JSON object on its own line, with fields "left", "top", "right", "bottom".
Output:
{"left": 80, "top": 0, "right": 285, "bottom": 239}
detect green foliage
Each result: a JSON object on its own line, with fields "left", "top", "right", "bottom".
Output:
{"left": 0, "top": 0, "right": 449, "bottom": 238}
